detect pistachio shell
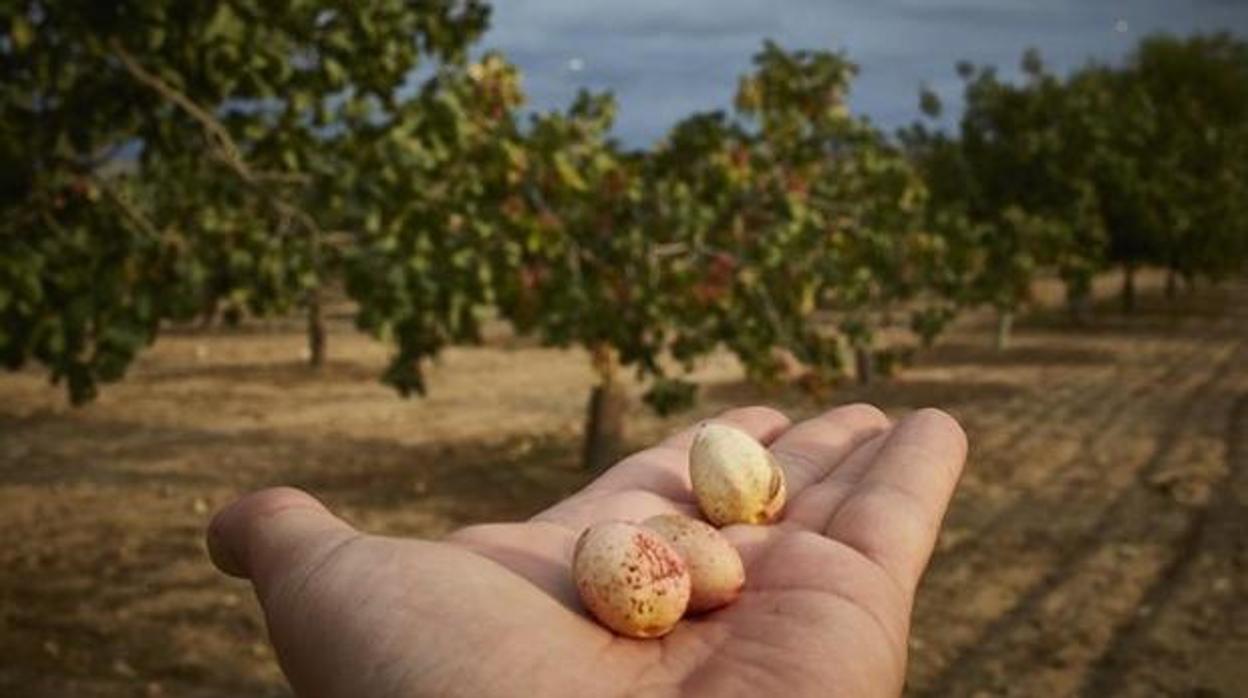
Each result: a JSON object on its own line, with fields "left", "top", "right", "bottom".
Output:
{"left": 689, "top": 423, "right": 787, "bottom": 526}
{"left": 642, "top": 514, "right": 745, "bottom": 613}
{"left": 572, "top": 522, "right": 691, "bottom": 638}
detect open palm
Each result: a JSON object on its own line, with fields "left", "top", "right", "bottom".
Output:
{"left": 208, "top": 404, "right": 966, "bottom": 697}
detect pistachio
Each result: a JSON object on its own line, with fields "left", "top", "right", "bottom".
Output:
{"left": 689, "top": 423, "right": 786, "bottom": 525}
{"left": 572, "top": 522, "right": 691, "bottom": 638}
{"left": 642, "top": 514, "right": 745, "bottom": 613}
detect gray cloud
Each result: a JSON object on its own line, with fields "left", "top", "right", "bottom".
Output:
{"left": 484, "top": 0, "right": 1248, "bottom": 146}
{"left": 559, "top": 11, "right": 782, "bottom": 38}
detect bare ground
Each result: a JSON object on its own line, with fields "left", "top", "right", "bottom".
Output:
{"left": 1, "top": 271, "right": 1245, "bottom": 697}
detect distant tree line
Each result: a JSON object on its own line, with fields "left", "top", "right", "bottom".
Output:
{"left": 902, "top": 35, "right": 1248, "bottom": 344}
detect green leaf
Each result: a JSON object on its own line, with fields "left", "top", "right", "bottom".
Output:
{"left": 10, "top": 15, "right": 34, "bottom": 50}
{"left": 552, "top": 153, "right": 588, "bottom": 191}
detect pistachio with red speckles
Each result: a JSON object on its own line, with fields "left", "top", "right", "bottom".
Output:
{"left": 572, "top": 522, "right": 691, "bottom": 638}
{"left": 642, "top": 514, "right": 745, "bottom": 613}
{"left": 689, "top": 423, "right": 787, "bottom": 526}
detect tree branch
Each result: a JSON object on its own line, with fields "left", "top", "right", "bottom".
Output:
{"left": 110, "top": 39, "right": 329, "bottom": 255}
{"left": 94, "top": 177, "right": 166, "bottom": 241}
{"left": 110, "top": 39, "right": 254, "bottom": 182}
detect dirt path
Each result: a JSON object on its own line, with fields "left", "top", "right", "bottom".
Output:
{"left": 1, "top": 272, "right": 1244, "bottom": 696}
{"left": 907, "top": 284, "right": 1248, "bottom": 696}
{"left": 1077, "top": 392, "right": 1248, "bottom": 696}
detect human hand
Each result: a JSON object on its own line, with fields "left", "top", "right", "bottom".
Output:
{"left": 207, "top": 404, "right": 966, "bottom": 697}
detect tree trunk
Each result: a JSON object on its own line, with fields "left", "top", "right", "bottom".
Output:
{"left": 995, "top": 309, "right": 1014, "bottom": 351}
{"left": 1121, "top": 262, "right": 1137, "bottom": 314}
{"left": 1067, "top": 294, "right": 1091, "bottom": 326}
{"left": 853, "top": 345, "right": 874, "bottom": 386}
{"left": 1065, "top": 283, "right": 1091, "bottom": 326}
{"left": 582, "top": 345, "right": 626, "bottom": 471}
{"left": 198, "top": 297, "right": 218, "bottom": 330}
{"left": 307, "top": 286, "right": 326, "bottom": 369}
{"left": 836, "top": 335, "right": 857, "bottom": 382}
{"left": 1164, "top": 266, "right": 1178, "bottom": 300}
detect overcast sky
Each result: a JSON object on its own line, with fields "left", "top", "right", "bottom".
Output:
{"left": 480, "top": 0, "right": 1248, "bottom": 146}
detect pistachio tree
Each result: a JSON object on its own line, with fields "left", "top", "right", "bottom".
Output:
{"left": 1, "top": 0, "right": 492, "bottom": 401}
{"left": 1113, "top": 33, "right": 1248, "bottom": 300}
{"left": 910, "top": 51, "right": 1104, "bottom": 346}
{"left": 491, "top": 91, "right": 677, "bottom": 469}
{"left": 724, "top": 42, "right": 953, "bottom": 381}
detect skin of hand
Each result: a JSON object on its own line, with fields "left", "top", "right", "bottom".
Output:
{"left": 207, "top": 404, "right": 966, "bottom": 698}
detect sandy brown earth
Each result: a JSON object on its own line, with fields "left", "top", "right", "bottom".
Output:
{"left": 1, "top": 271, "right": 1245, "bottom": 697}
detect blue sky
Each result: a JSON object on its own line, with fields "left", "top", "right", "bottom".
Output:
{"left": 480, "top": 0, "right": 1248, "bottom": 146}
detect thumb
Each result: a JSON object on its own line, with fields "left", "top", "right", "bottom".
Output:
{"left": 207, "top": 487, "right": 357, "bottom": 592}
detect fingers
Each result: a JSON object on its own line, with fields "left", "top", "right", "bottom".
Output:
{"left": 824, "top": 408, "right": 968, "bottom": 595}
{"left": 533, "top": 406, "right": 789, "bottom": 530}
{"left": 207, "top": 487, "right": 359, "bottom": 595}
{"left": 659, "top": 405, "right": 792, "bottom": 451}
{"left": 782, "top": 430, "right": 891, "bottom": 530}
{"left": 767, "top": 403, "right": 892, "bottom": 496}
{"left": 534, "top": 403, "right": 892, "bottom": 532}
{"left": 582, "top": 405, "right": 791, "bottom": 500}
